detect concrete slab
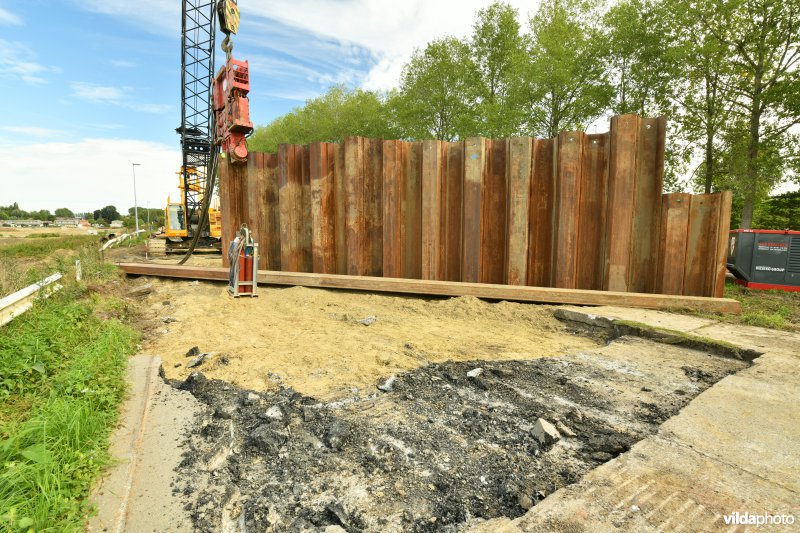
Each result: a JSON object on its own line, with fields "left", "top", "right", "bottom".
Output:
{"left": 468, "top": 308, "right": 800, "bottom": 532}
{"left": 561, "top": 305, "right": 717, "bottom": 332}
{"left": 691, "top": 322, "right": 800, "bottom": 354}
{"left": 87, "top": 355, "right": 203, "bottom": 533}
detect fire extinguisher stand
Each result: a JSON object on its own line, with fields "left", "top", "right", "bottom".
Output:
{"left": 228, "top": 224, "right": 259, "bottom": 297}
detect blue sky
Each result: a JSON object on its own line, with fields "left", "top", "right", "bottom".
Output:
{"left": 0, "top": 0, "right": 537, "bottom": 213}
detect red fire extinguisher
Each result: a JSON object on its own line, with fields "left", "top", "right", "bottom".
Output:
{"left": 228, "top": 224, "right": 258, "bottom": 297}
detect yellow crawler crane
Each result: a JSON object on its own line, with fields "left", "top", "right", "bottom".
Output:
{"left": 147, "top": 167, "right": 222, "bottom": 255}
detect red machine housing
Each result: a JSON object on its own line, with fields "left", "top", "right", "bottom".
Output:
{"left": 214, "top": 57, "right": 253, "bottom": 163}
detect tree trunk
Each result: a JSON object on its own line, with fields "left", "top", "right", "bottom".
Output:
{"left": 703, "top": 70, "right": 714, "bottom": 194}
{"left": 704, "top": 130, "right": 714, "bottom": 194}
{"left": 740, "top": 192, "right": 755, "bottom": 229}
{"left": 740, "top": 118, "right": 761, "bottom": 229}
{"left": 740, "top": 32, "right": 764, "bottom": 229}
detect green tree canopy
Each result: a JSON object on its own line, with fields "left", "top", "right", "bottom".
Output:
{"left": 469, "top": 1, "right": 526, "bottom": 137}
{"left": 390, "top": 37, "right": 477, "bottom": 140}
{"left": 696, "top": 0, "right": 800, "bottom": 227}
{"left": 92, "top": 206, "right": 121, "bottom": 225}
{"left": 520, "top": 0, "right": 614, "bottom": 137}
{"left": 248, "top": 85, "right": 397, "bottom": 152}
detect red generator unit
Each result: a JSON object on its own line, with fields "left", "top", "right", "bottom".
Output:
{"left": 727, "top": 229, "right": 800, "bottom": 291}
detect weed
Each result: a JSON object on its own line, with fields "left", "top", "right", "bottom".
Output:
{"left": 0, "top": 244, "right": 137, "bottom": 531}
{"left": 681, "top": 280, "right": 800, "bottom": 332}
{"left": 0, "top": 235, "right": 98, "bottom": 261}
{"left": 24, "top": 233, "right": 60, "bottom": 239}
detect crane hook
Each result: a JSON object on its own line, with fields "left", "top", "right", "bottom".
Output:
{"left": 221, "top": 35, "right": 233, "bottom": 61}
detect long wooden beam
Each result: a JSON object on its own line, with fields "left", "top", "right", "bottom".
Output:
{"left": 116, "top": 262, "right": 741, "bottom": 314}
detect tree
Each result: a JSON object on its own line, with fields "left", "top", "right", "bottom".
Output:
{"left": 391, "top": 37, "right": 477, "bottom": 140}
{"left": 717, "top": 121, "right": 789, "bottom": 222}
{"left": 520, "top": 0, "right": 614, "bottom": 137}
{"left": 628, "top": 0, "right": 737, "bottom": 194}
{"left": 603, "top": 0, "right": 672, "bottom": 116}
{"left": 753, "top": 191, "right": 800, "bottom": 230}
{"left": 698, "top": 0, "right": 800, "bottom": 228}
{"left": 0, "top": 202, "right": 27, "bottom": 219}
{"left": 469, "top": 1, "right": 526, "bottom": 137}
{"left": 128, "top": 207, "right": 164, "bottom": 229}
{"left": 604, "top": 0, "right": 693, "bottom": 191}
{"left": 92, "top": 205, "right": 121, "bottom": 225}
{"left": 670, "top": 9, "right": 734, "bottom": 194}
{"left": 54, "top": 207, "right": 75, "bottom": 218}
{"left": 248, "top": 85, "right": 397, "bottom": 152}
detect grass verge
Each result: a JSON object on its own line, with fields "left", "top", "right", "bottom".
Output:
{"left": 0, "top": 250, "right": 138, "bottom": 531}
{"left": 0, "top": 235, "right": 98, "bottom": 261}
{"left": 675, "top": 280, "right": 800, "bottom": 332}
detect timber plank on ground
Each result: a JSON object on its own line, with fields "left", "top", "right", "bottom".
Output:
{"left": 116, "top": 263, "right": 742, "bottom": 314}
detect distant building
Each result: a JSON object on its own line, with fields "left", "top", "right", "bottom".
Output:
{"left": 2, "top": 219, "right": 46, "bottom": 227}
{"left": 110, "top": 220, "right": 124, "bottom": 228}
{"left": 54, "top": 217, "right": 79, "bottom": 227}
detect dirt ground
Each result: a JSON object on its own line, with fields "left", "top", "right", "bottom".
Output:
{"left": 171, "top": 336, "right": 746, "bottom": 532}
{"left": 0, "top": 225, "right": 93, "bottom": 244}
{"left": 108, "top": 271, "right": 757, "bottom": 532}
{"left": 139, "top": 278, "right": 599, "bottom": 401}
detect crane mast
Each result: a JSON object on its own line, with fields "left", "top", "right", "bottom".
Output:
{"left": 177, "top": 0, "right": 217, "bottom": 234}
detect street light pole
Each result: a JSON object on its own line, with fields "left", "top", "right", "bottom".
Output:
{"left": 131, "top": 163, "right": 141, "bottom": 234}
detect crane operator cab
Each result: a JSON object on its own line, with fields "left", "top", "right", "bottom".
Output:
{"left": 167, "top": 204, "right": 186, "bottom": 234}
{"left": 165, "top": 199, "right": 188, "bottom": 239}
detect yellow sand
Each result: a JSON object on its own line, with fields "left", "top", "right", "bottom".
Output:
{"left": 143, "top": 279, "right": 599, "bottom": 400}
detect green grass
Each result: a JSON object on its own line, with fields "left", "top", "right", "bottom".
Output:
{"left": 0, "top": 252, "right": 138, "bottom": 531}
{"left": 682, "top": 280, "right": 800, "bottom": 332}
{"left": 0, "top": 235, "right": 98, "bottom": 261}
{"left": 23, "top": 233, "right": 60, "bottom": 239}
{"left": 0, "top": 237, "right": 113, "bottom": 297}
{"left": 725, "top": 282, "right": 800, "bottom": 331}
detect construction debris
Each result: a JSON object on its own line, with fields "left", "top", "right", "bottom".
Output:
{"left": 187, "top": 353, "right": 208, "bottom": 369}
{"left": 377, "top": 375, "right": 397, "bottom": 392}
{"left": 126, "top": 282, "right": 153, "bottom": 297}
{"left": 357, "top": 315, "right": 377, "bottom": 326}
{"left": 170, "top": 335, "right": 746, "bottom": 531}
{"left": 532, "top": 418, "right": 562, "bottom": 447}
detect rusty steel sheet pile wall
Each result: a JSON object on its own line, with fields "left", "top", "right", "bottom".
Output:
{"left": 220, "top": 114, "right": 732, "bottom": 298}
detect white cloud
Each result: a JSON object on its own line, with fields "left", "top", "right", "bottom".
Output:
{"left": 0, "top": 39, "right": 54, "bottom": 84}
{"left": 0, "top": 126, "right": 64, "bottom": 138}
{"left": 0, "top": 138, "right": 181, "bottom": 212}
{"left": 247, "top": 54, "right": 363, "bottom": 89}
{"left": 76, "top": 0, "right": 541, "bottom": 91}
{"left": 71, "top": 82, "right": 128, "bottom": 103}
{"left": 70, "top": 82, "right": 171, "bottom": 114}
{"left": 362, "top": 56, "right": 406, "bottom": 92}
{"left": 77, "top": 0, "right": 178, "bottom": 33}
{"left": 111, "top": 59, "right": 137, "bottom": 68}
{"left": 258, "top": 90, "right": 323, "bottom": 102}
{"left": 0, "top": 7, "right": 22, "bottom": 26}
{"left": 242, "top": 0, "right": 541, "bottom": 90}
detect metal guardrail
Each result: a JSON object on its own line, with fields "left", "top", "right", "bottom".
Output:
{"left": 0, "top": 272, "right": 63, "bottom": 326}
{"left": 99, "top": 230, "right": 147, "bottom": 258}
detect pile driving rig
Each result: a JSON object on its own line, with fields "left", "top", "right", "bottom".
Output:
{"left": 149, "top": 0, "right": 252, "bottom": 255}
